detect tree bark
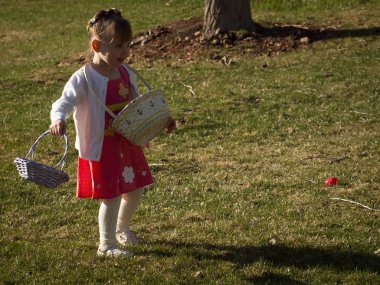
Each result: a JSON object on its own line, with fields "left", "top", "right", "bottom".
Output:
{"left": 204, "top": 0, "right": 255, "bottom": 36}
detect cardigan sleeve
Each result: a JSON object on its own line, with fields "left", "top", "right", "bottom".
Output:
{"left": 50, "top": 69, "right": 85, "bottom": 123}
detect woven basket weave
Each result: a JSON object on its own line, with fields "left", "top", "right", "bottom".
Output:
{"left": 84, "top": 64, "right": 170, "bottom": 146}
{"left": 112, "top": 89, "right": 170, "bottom": 146}
{"left": 14, "top": 131, "right": 69, "bottom": 188}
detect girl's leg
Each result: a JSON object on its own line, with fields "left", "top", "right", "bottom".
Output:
{"left": 98, "top": 196, "right": 133, "bottom": 257}
{"left": 116, "top": 188, "right": 144, "bottom": 244}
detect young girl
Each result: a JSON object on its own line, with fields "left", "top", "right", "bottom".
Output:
{"left": 49, "top": 8, "right": 176, "bottom": 257}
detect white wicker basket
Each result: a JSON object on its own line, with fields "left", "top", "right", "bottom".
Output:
{"left": 14, "top": 131, "right": 69, "bottom": 188}
{"left": 112, "top": 89, "right": 170, "bottom": 145}
{"left": 84, "top": 65, "right": 171, "bottom": 146}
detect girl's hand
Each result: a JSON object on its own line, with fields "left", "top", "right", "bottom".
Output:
{"left": 166, "top": 117, "right": 176, "bottom": 134}
{"left": 49, "top": 119, "right": 66, "bottom": 136}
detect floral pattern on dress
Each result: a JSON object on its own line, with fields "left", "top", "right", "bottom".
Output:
{"left": 122, "top": 166, "right": 135, "bottom": 183}
{"left": 119, "top": 81, "right": 128, "bottom": 99}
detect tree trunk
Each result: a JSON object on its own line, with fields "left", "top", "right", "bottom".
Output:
{"left": 204, "top": 0, "right": 255, "bottom": 36}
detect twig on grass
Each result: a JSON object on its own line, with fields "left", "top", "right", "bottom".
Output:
{"left": 221, "top": 56, "right": 233, "bottom": 66}
{"left": 330, "top": 197, "right": 380, "bottom": 211}
{"left": 328, "top": 155, "right": 350, "bottom": 164}
{"left": 303, "top": 154, "right": 324, "bottom": 160}
{"left": 346, "top": 110, "right": 375, "bottom": 116}
{"left": 319, "top": 109, "right": 375, "bottom": 116}
{"left": 180, "top": 81, "right": 196, "bottom": 96}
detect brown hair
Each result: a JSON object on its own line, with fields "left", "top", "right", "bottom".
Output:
{"left": 87, "top": 8, "right": 132, "bottom": 45}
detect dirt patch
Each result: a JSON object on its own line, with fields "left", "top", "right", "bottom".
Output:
{"left": 128, "top": 17, "right": 332, "bottom": 64}
{"left": 59, "top": 17, "right": 368, "bottom": 67}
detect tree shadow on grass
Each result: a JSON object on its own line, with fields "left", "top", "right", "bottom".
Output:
{"left": 247, "top": 272, "right": 307, "bottom": 285}
{"left": 140, "top": 240, "right": 380, "bottom": 283}
{"left": 255, "top": 22, "right": 380, "bottom": 43}
{"left": 323, "top": 27, "right": 380, "bottom": 39}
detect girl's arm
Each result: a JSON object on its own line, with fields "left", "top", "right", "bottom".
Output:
{"left": 50, "top": 71, "right": 84, "bottom": 136}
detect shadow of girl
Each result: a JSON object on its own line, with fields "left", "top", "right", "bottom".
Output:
{"left": 138, "top": 240, "right": 380, "bottom": 273}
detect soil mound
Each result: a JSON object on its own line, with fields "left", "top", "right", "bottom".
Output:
{"left": 129, "top": 17, "right": 330, "bottom": 64}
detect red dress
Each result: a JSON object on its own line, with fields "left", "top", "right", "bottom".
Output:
{"left": 76, "top": 67, "right": 153, "bottom": 199}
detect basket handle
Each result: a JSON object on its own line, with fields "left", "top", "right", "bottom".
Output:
{"left": 84, "top": 65, "right": 118, "bottom": 120}
{"left": 124, "top": 64, "right": 153, "bottom": 91}
{"left": 26, "top": 130, "right": 69, "bottom": 170}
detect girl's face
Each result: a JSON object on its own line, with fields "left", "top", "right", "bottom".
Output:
{"left": 94, "top": 39, "right": 130, "bottom": 69}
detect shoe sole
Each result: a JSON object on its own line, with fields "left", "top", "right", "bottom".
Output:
{"left": 97, "top": 250, "right": 134, "bottom": 257}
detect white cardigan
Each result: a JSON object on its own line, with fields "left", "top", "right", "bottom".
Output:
{"left": 50, "top": 63, "right": 140, "bottom": 161}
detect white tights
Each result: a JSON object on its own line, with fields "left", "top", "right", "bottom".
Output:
{"left": 98, "top": 188, "right": 144, "bottom": 251}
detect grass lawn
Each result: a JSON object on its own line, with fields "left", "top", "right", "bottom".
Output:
{"left": 1, "top": 0, "right": 379, "bottom": 284}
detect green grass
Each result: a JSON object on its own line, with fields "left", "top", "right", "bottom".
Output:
{"left": 1, "top": 0, "right": 380, "bottom": 284}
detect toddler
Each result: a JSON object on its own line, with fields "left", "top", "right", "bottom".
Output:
{"left": 50, "top": 8, "right": 175, "bottom": 257}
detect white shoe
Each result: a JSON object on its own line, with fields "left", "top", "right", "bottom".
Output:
{"left": 116, "top": 229, "right": 140, "bottom": 245}
{"left": 97, "top": 246, "right": 134, "bottom": 257}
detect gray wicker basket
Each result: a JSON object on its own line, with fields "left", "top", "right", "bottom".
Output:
{"left": 14, "top": 131, "right": 69, "bottom": 188}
